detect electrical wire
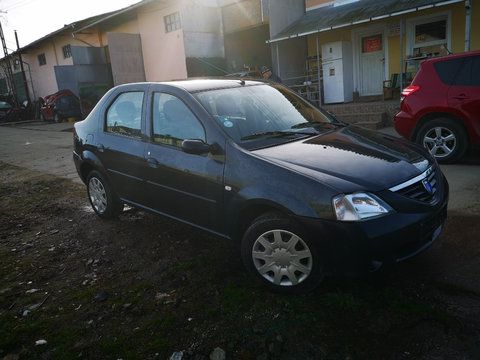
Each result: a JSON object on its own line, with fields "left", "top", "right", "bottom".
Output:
{"left": 1, "top": 0, "right": 40, "bottom": 11}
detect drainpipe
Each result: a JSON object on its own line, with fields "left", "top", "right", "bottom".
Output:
{"left": 316, "top": 34, "right": 322, "bottom": 107}
{"left": 22, "top": 60, "right": 36, "bottom": 101}
{"left": 465, "top": 0, "right": 471, "bottom": 52}
{"left": 400, "top": 18, "right": 404, "bottom": 91}
{"left": 276, "top": 42, "right": 280, "bottom": 78}
{"left": 71, "top": 24, "right": 95, "bottom": 47}
{"left": 14, "top": 31, "right": 31, "bottom": 105}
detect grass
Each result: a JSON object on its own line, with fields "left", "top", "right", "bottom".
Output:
{"left": 219, "top": 282, "right": 251, "bottom": 315}
{"left": 0, "top": 315, "right": 48, "bottom": 354}
{"left": 98, "top": 332, "right": 140, "bottom": 360}
{"left": 435, "top": 281, "right": 480, "bottom": 297}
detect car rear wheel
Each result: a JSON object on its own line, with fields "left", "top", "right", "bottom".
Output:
{"left": 241, "top": 212, "right": 324, "bottom": 293}
{"left": 87, "top": 170, "right": 123, "bottom": 219}
{"left": 417, "top": 118, "right": 468, "bottom": 164}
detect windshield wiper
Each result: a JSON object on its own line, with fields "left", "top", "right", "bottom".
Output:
{"left": 241, "top": 130, "right": 314, "bottom": 141}
{"left": 291, "top": 121, "right": 346, "bottom": 129}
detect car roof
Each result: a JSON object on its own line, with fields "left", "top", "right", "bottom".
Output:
{"left": 162, "top": 79, "right": 266, "bottom": 93}
{"left": 423, "top": 50, "right": 480, "bottom": 64}
{"left": 114, "top": 79, "right": 266, "bottom": 94}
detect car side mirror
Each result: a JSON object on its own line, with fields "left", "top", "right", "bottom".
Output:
{"left": 181, "top": 139, "right": 214, "bottom": 155}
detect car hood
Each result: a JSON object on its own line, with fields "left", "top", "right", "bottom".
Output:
{"left": 251, "top": 125, "right": 431, "bottom": 191}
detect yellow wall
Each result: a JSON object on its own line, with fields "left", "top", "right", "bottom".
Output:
{"left": 97, "top": 19, "right": 141, "bottom": 46}
{"left": 137, "top": 2, "right": 188, "bottom": 81}
{"left": 307, "top": 2, "right": 479, "bottom": 79}
{"left": 472, "top": 2, "right": 480, "bottom": 50}
{"left": 306, "top": 0, "right": 332, "bottom": 9}
{"left": 90, "top": 2, "right": 187, "bottom": 81}
{"left": 23, "top": 41, "right": 63, "bottom": 98}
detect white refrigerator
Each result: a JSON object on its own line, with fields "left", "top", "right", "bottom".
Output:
{"left": 322, "top": 41, "right": 353, "bottom": 104}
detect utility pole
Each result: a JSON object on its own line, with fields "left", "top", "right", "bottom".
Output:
{"left": 15, "top": 30, "right": 31, "bottom": 104}
{"left": 465, "top": 0, "right": 472, "bottom": 52}
{"left": 0, "top": 20, "right": 17, "bottom": 105}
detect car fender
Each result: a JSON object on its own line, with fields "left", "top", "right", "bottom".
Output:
{"left": 414, "top": 108, "right": 470, "bottom": 141}
{"left": 238, "top": 183, "right": 319, "bottom": 217}
{"left": 80, "top": 149, "right": 107, "bottom": 179}
{"left": 224, "top": 182, "right": 334, "bottom": 239}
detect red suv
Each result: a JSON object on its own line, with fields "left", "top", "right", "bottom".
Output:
{"left": 395, "top": 50, "right": 480, "bottom": 163}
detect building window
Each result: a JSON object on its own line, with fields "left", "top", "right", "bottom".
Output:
{"left": 407, "top": 13, "right": 450, "bottom": 57}
{"left": 38, "top": 53, "right": 46, "bottom": 66}
{"left": 13, "top": 58, "right": 20, "bottom": 71}
{"left": 62, "top": 44, "right": 72, "bottom": 59}
{"left": 164, "top": 12, "right": 181, "bottom": 33}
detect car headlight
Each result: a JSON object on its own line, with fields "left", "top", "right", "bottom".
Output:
{"left": 333, "top": 192, "right": 393, "bottom": 221}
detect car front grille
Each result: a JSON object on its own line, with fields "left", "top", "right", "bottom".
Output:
{"left": 389, "top": 166, "right": 437, "bottom": 203}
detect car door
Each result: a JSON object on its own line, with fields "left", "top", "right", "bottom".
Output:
{"left": 143, "top": 90, "right": 225, "bottom": 232}
{"left": 448, "top": 55, "right": 480, "bottom": 130}
{"left": 95, "top": 89, "right": 148, "bottom": 204}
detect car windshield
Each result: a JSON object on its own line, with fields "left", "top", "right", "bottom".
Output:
{"left": 194, "top": 83, "right": 340, "bottom": 149}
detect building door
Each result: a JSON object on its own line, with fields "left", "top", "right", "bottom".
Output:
{"left": 358, "top": 33, "right": 385, "bottom": 96}
{"left": 108, "top": 33, "right": 146, "bottom": 86}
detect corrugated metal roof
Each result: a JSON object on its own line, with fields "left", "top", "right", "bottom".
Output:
{"left": 16, "top": 0, "right": 148, "bottom": 52}
{"left": 268, "top": 0, "right": 463, "bottom": 43}
{"left": 18, "top": 11, "right": 118, "bottom": 51}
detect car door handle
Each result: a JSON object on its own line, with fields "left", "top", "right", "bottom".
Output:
{"left": 453, "top": 94, "right": 469, "bottom": 100}
{"left": 147, "top": 157, "right": 159, "bottom": 168}
{"left": 97, "top": 143, "right": 105, "bottom": 152}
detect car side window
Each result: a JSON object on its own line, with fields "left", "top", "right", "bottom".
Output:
{"left": 106, "top": 92, "right": 144, "bottom": 138}
{"left": 453, "top": 57, "right": 473, "bottom": 87}
{"left": 152, "top": 92, "right": 205, "bottom": 147}
{"left": 472, "top": 57, "right": 480, "bottom": 86}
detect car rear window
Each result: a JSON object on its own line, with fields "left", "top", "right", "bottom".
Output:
{"left": 434, "top": 55, "right": 480, "bottom": 86}
{"left": 453, "top": 56, "right": 480, "bottom": 86}
{"left": 433, "top": 58, "right": 464, "bottom": 85}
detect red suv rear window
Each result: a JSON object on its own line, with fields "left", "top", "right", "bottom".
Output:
{"left": 433, "top": 55, "right": 480, "bottom": 86}
{"left": 433, "top": 58, "right": 464, "bottom": 85}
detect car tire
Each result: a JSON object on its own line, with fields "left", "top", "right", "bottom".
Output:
{"left": 241, "top": 212, "right": 324, "bottom": 294}
{"left": 86, "top": 170, "right": 123, "bottom": 219}
{"left": 416, "top": 118, "right": 468, "bottom": 164}
{"left": 54, "top": 113, "right": 61, "bottom": 123}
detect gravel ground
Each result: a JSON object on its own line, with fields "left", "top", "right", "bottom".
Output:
{"left": 1, "top": 161, "right": 480, "bottom": 360}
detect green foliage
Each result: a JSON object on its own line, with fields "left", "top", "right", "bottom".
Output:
{"left": 220, "top": 282, "right": 251, "bottom": 314}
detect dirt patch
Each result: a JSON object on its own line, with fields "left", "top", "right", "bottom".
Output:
{"left": 1, "top": 161, "right": 480, "bottom": 360}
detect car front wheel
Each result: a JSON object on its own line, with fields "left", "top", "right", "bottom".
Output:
{"left": 241, "top": 213, "right": 324, "bottom": 293}
{"left": 87, "top": 170, "right": 123, "bottom": 219}
{"left": 417, "top": 118, "right": 468, "bottom": 164}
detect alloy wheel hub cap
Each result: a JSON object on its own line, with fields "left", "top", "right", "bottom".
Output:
{"left": 272, "top": 248, "right": 292, "bottom": 267}
{"left": 251, "top": 229, "right": 313, "bottom": 286}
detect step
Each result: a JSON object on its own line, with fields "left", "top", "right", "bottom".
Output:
{"left": 322, "top": 100, "right": 400, "bottom": 128}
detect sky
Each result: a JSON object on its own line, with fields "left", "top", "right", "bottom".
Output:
{"left": 0, "top": 0, "right": 141, "bottom": 53}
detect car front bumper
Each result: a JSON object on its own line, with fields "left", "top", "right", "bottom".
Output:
{"left": 296, "top": 177, "right": 449, "bottom": 275}
{"left": 394, "top": 110, "right": 417, "bottom": 140}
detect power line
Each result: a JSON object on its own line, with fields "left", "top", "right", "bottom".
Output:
{"left": 1, "top": 0, "right": 39, "bottom": 11}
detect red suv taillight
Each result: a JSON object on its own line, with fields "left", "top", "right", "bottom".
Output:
{"left": 401, "top": 85, "right": 420, "bottom": 99}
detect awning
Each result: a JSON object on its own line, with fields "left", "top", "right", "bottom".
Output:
{"left": 267, "top": 0, "right": 464, "bottom": 43}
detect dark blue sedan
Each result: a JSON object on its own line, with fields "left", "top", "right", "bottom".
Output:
{"left": 73, "top": 79, "right": 448, "bottom": 293}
